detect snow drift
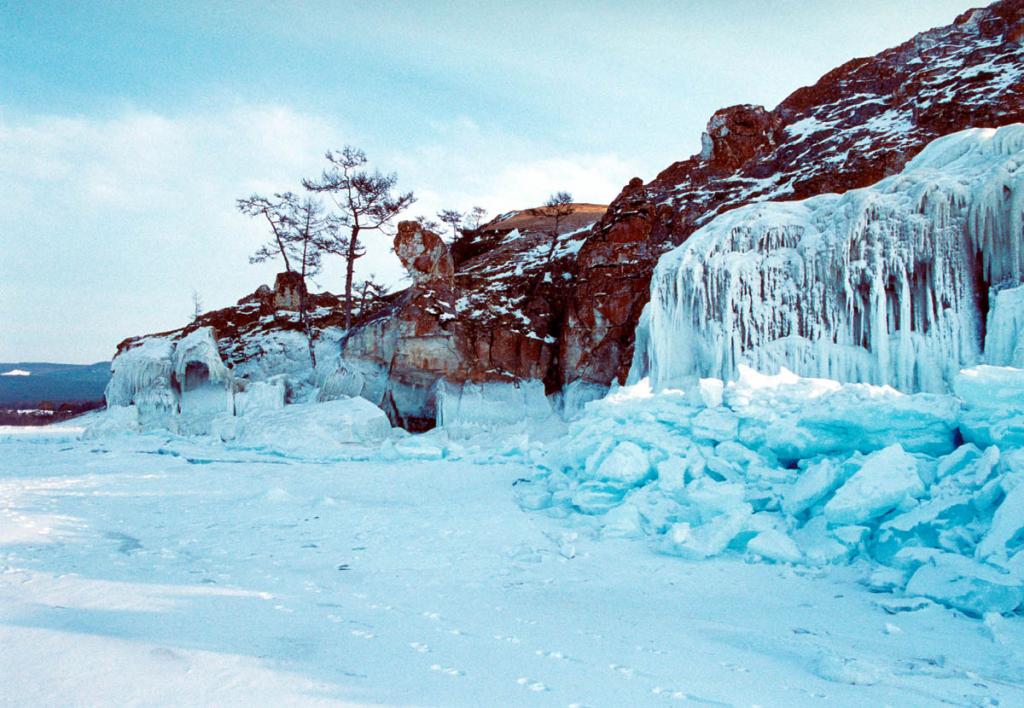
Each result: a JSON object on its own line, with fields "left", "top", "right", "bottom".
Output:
{"left": 639, "top": 125, "right": 1024, "bottom": 393}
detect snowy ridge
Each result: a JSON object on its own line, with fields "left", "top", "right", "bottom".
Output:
{"left": 640, "top": 124, "right": 1024, "bottom": 393}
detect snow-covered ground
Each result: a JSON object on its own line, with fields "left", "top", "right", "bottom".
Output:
{"left": 2, "top": 426, "right": 1023, "bottom": 706}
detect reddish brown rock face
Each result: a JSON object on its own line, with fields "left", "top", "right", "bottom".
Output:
{"left": 339, "top": 219, "right": 584, "bottom": 427}
{"left": 700, "top": 105, "right": 782, "bottom": 172}
{"left": 562, "top": 0, "right": 1024, "bottom": 390}
{"left": 394, "top": 221, "right": 455, "bottom": 285}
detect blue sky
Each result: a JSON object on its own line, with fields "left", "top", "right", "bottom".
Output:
{"left": 1, "top": 0, "right": 976, "bottom": 363}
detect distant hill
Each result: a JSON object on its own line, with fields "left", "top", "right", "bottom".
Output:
{"left": 0, "top": 362, "right": 110, "bottom": 407}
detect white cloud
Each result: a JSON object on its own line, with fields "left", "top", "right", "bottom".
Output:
{"left": 0, "top": 104, "right": 636, "bottom": 363}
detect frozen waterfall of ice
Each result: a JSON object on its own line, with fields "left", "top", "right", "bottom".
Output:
{"left": 639, "top": 125, "right": 1024, "bottom": 393}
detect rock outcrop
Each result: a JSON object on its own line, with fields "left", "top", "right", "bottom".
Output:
{"left": 272, "top": 271, "right": 307, "bottom": 311}
{"left": 394, "top": 221, "right": 455, "bottom": 285}
{"left": 334, "top": 215, "right": 602, "bottom": 429}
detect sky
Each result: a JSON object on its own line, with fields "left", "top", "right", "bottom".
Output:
{"left": 0, "top": 0, "right": 979, "bottom": 363}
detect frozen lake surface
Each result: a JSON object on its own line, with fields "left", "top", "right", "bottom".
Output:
{"left": 2, "top": 427, "right": 1023, "bottom": 706}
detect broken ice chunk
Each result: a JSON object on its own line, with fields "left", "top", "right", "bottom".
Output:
{"left": 824, "top": 445, "right": 924, "bottom": 525}
{"left": 905, "top": 552, "right": 1023, "bottom": 617}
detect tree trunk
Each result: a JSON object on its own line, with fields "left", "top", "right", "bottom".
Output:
{"left": 344, "top": 226, "right": 360, "bottom": 330}
{"left": 299, "top": 264, "right": 316, "bottom": 368}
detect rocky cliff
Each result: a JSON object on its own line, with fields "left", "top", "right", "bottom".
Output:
{"left": 109, "top": 0, "right": 1024, "bottom": 430}
{"left": 110, "top": 204, "right": 606, "bottom": 430}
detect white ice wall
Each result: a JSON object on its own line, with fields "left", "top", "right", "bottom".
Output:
{"left": 436, "top": 379, "right": 554, "bottom": 437}
{"left": 640, "top": 125, "right": 1024, "bottom": 393}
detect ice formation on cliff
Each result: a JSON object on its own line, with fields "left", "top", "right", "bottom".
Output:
{"left": 103, "top": 328, "right": 235, "bottom": 434}
{"left": 172, "top": 328, "right": 235, "bottom": 433}
{"left": 640, "top": 125, "right": 1024, "bottom": 393}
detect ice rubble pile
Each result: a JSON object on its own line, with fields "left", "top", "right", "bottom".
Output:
{"left": 639, "top": 125, "right": 1024, "bottom": 393}
{"left": 518, "top": 366, "right": 1024, "bottom": 616}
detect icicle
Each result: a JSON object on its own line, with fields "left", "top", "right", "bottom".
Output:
{"left": 638, "top": 125, "right": 1024, "bottom": 393}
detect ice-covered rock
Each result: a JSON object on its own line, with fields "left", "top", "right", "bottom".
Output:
{"left": 984, "top": 285, "right": 1024, "bottom": 368}
{"left": 235, "top": 377, "right": 286, "bottom": 417}
{"left": 104, "top": 328, "right": 236, "bottom": 434}
{"left": 82, "top": 404, "right": 141, "bottom": 438}
{"left": 641, "top": 125, "right": 1024, "bottom": 395}
{"left": 824, "top": 445, "right": 924, "bottom": 525}
{"left": 905, "top": 553, "right": 1023, "bottom": 617}
{"left": 105, "top": 337, "right": 174, "bottom": 406}
{"left": 173, "top": 328, "right": 235, "bottom": 434}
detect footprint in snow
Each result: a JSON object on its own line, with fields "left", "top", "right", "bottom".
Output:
{"left": 652, "top": 686, "right": 687, "bottom": 700}
{"left": 350, "top": 629, "right": 375, "bottom": 639}
{"left": 409, "top": 642, "right": 430, "bottom": 653}
{"left": 516, "top": 677, "right": 549, "bottom": 692}
{"left": 635, "top": 644, "right": 668, "bottom": 656}
{"left": 652, "top": 687, "right": 730, "bottom": 704}
{"left": 610, "top": 663, "right": 638, "bottom": 679}
{"left": 535, "top": 649, "right": 568, "bottom": 661}
{"left": 430, "top": 664, "right": 464, "bottom": 677}
{"left": 421, "top": 611, "right": 441, "bottom": 621}
{"left": 149, "top": 647, "right": 187, "bottom": 664}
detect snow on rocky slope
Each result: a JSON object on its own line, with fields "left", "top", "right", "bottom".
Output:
{"left": 107, "top": 208, "right": 605, "bottom": 432}
{"left": 636, "top": 124, "right": 1024, "bottom": 392}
